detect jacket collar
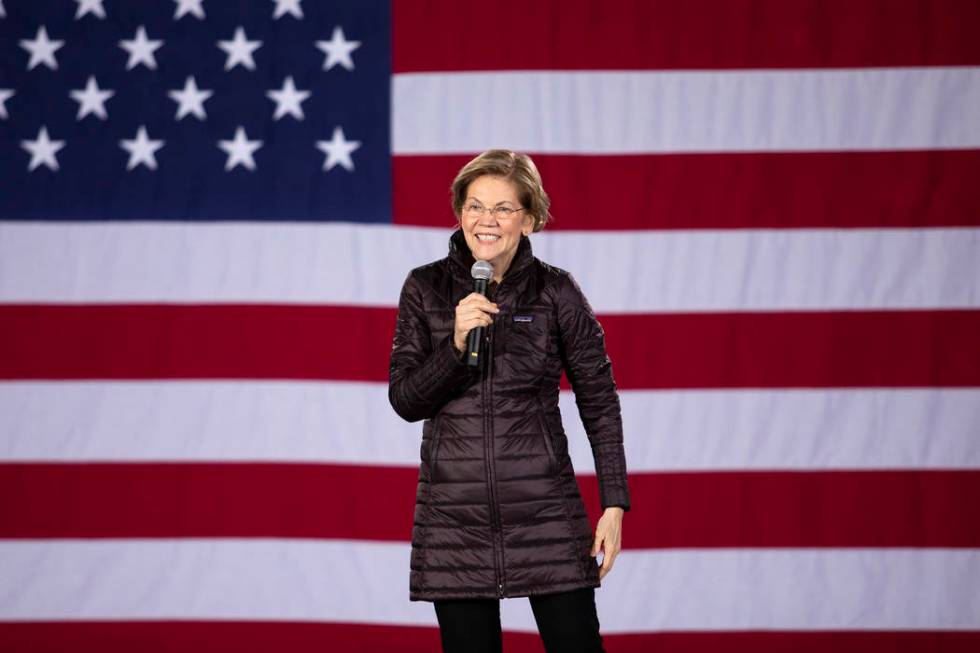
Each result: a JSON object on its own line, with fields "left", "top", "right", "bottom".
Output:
{"left": 448, "top": 228, "right": 533, "bottom": 287}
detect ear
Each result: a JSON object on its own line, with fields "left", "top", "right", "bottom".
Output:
{"left": 521, "top": 213, "right": 533, "bottom": 236}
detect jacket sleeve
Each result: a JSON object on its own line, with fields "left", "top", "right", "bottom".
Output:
{"left": 556, "top": 273, "right": 631, "bottom": 512}
{"left": 388, "top": 272, "right": 474, "bottom": 423}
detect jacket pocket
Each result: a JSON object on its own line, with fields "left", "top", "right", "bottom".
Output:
{"left": 536, "top": 406, "right": 558, "bottom": 476}
{"left": 504, "top": 309, "right": 550, "bottom": 381}
{"left": 429, "top": 415, "right": 443, "bottom": 483}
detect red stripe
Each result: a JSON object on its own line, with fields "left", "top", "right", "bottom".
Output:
{"left": 581, "top": 471, "right": 980, "bottom": 548}
{"left": 0, "top": 304, "right": 395, "bottom": 383}
{"left": 2, "top": 464, "right": 978, "bottom": 547}
{"left": 392, "top": 0, "right": 980, "bottom": 72}
{"left": 3, "top": 622, "right": 978, "bottom": 653}
{"left": 0, "top": 463, "right": 414, "bottom": 542}
{"left": 393, "top": 151, "right": 980, "bottom": 230}
{"left": 598, "top": 310, "right": 980, "bottom": 389}
{"left": 2, "top": 305, "right": 978, "bottom": 388}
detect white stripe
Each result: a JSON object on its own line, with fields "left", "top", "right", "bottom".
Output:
{"left": 0, "top": 222, "right": 429, "bottom": 308}
{"left": 0, "top": 381, "right": 421, "bottom": 467}
{"left": 1, "top": 540, "right": 977, "bottom": 631}
{"left": 614, "top": 387, "right": 980, "bottom": 471}
{"left": 535, "top": 227, "right": 980, "bottom": 313}
{"left": 392, "top": 68, "right": 980, "bottom": 154}
{"left": 596, "top": 548, "right": 980, "bottom": 632}
{"left": 3, "top": 382, "right": 978, "bottom": 471}
{"left": 2, "top": 223, "right": 978, "bottom": 311}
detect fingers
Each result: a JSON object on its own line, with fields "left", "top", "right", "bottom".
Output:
{"left": 456, "top": 306, "right": 494, "bottom": 330}
{"left": 454, "top": 295, "right": 499, "bottom": 330}
{"left": 591, "top": 533, "right": 606, "bottom": 579}
{"left": 599, "top": 551, "right": 617, "bottom": 580}
{"left": 453, "top": 295, "right": 500, "bottom": 352}
{"left": 458, "top": 293, "right": 500, "bottom": 313}
{"left": 595, "top": 539, "right": 620, "bottom": 580}
{"left": 592, "top": 525, "right": 621, "bottom": 580}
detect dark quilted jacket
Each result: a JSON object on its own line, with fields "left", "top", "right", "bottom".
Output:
{"left": 389, "top": 229, "right": 631, "bottom": 602}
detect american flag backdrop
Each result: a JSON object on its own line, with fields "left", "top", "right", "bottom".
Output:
{"left": 1, "top": 0, "right": 980, "bottom": 651}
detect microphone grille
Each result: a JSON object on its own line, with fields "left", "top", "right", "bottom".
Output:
{"left": 471, "top": 260, "right": 494, "bottom": 281}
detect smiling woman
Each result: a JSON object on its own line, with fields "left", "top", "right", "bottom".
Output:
{"left": 388, "top": 149, "right": 629, "bottom": 653}
{"left": 457, "top": 174, "right": 531, "bottom": 283}
{"left": 456, "top": 175, "right": 530, "bottom": 283}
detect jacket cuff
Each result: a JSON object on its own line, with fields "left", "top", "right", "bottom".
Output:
{"left": 600, "top": 491, "right": 631, "bottom": 513}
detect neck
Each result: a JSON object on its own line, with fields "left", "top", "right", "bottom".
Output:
{"left": 491, "top": 236, "right": 526, "bottom": 283}
{"left": 450, "top": 229, "right": 530, "bottom": 283}
{"left": 489, "top": 246, "right": 519, "bottom": 283}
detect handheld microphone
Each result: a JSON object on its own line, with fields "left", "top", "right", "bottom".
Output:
{"left": 466, "top": 260, "right": 494, "bottom": 367}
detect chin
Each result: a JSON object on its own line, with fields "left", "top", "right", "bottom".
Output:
{"left": 469, "top": 240, "right": 503, "bottom": 257}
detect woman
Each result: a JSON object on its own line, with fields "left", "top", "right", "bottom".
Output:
{"left": 388, "top": 150, "right": 630, "bottom": 653}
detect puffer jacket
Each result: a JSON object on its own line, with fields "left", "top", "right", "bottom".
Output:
{"left": 389, "top": 228, "right": 631, "bottom": 602}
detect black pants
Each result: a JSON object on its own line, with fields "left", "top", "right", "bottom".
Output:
{"left": 433, "top": 586, "right": 605, "bottom": 653}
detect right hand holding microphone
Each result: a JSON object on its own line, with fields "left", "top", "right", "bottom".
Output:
{"left": 453, "top": 293, "right": 499, "bottom": 355}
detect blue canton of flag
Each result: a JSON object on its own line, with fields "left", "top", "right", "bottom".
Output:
{"left": 0, "top": 0, "right": 391, "bottom": 222}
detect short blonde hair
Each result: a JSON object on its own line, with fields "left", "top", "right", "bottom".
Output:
{"left": 450, "top": 149, "right": 551, "bottom": 233}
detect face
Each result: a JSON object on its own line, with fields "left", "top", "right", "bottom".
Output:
{"left": 459, "top": 175, "right": 533, "bottom": 278}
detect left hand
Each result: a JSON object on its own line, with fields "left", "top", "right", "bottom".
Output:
{"left": 590, "top": 506, "right": 624, "bottom": 580}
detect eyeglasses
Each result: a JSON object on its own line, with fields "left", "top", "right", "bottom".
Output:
{"left": 463, "top": 202, "right": 527, "bottom": 220}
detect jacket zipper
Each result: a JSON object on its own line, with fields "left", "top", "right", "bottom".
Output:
{"left": 536, "top": 404, "right": 557, "bottom": 476}
{"left": 484, "top": 287, "right": 505, "bottom": 598}
{"left": 430, "top": 415, "right": 442, "bottom": 484}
